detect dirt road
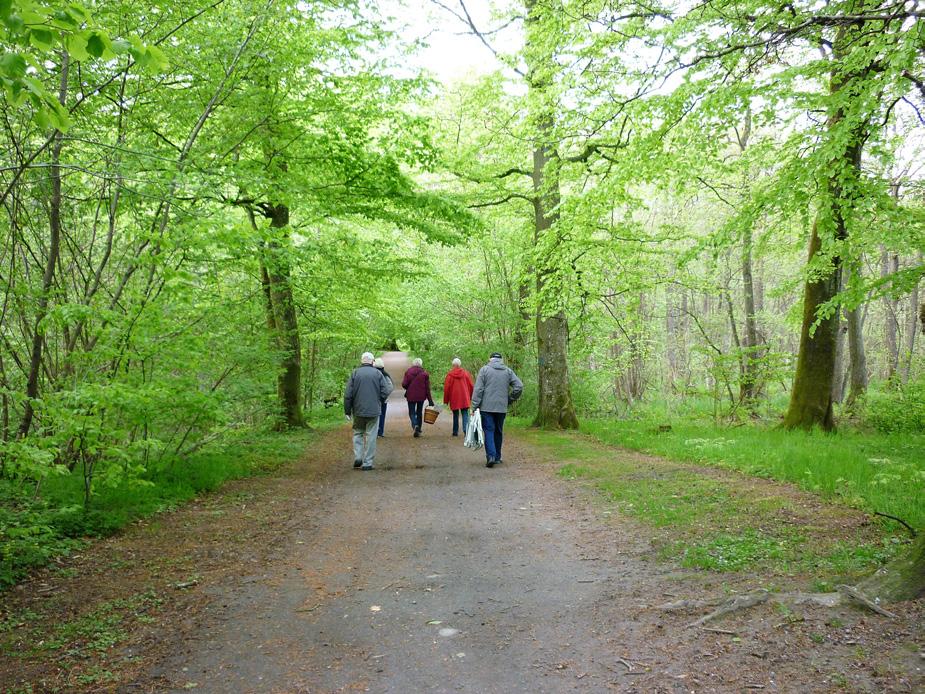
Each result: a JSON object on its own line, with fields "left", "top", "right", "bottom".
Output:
{"left": 3, "top": 390, "right": 922, "bottom": 693}
{"left": 129, "top": 396, "right": 921, "bottom": 693}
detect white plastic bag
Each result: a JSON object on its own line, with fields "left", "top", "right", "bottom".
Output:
{"left": 464, "top": 408, "right": 483, "bottom": 450}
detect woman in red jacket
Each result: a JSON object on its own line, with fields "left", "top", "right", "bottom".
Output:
{"left": 443, "top": 358, "right": 474, "bottom": 437}
{"left": 402, "top": 357, "right": 435, "bottom": 437}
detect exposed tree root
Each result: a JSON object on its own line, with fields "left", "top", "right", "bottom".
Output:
{"left": 657, "top": 584, "right": 900, "bottom": 627}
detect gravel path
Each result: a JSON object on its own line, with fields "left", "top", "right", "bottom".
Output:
{"left": 126, "top": 395, "right": 922, "bottom": 693}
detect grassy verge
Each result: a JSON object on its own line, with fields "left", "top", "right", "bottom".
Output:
{"left": 579, "top": 418, "right": 925, "bottom": 531}
{"left": 0, "top": 411, "right": 342, "bottom": 590}
{"left": 511, "top": 419, "right": 914, "bottom": 587}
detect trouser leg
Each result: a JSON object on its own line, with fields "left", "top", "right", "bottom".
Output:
{"left": 413, "top": 401, "right": 423, "bottom": 430}
{"left": 363, "top": 417, "right": 378, "bottom": 465}
{"left": 407, "top": 401, "right": 417, "bottom": 429}
{"left": 462, "top": 408, "right": 470, "bottom": 434}
{"left": 352, "top": 421, "right": 366, "bottom": 462}
{"left": 452, "top": 409, "right": 460, "bottom": 435}
{"left": 493, "top": 413, "right": 506, "bottom": 460}
{"left": 378, "top": 402, "right": 387, "bottom": 436}
{"left": 481, "top": 411, "right": 497, "bottom": 461}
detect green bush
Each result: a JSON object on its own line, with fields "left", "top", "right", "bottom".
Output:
{"left": 0, "top": 493, "right": 82, "bottom": 588}
{"left": 863, "top": 381, "right": 925, "bottom": 433}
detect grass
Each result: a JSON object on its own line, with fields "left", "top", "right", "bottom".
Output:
{"left": 0, "top": 410, "right": 342, "bottom": 590}
{"left": 579, "top": 417, "right": 925, "bottom": 531}
{"left": 512, "top": 420, "right": 909, "bottom": 583}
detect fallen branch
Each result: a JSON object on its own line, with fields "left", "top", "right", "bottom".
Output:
{"left": 686, "top": 591, "right": 768, "bottom": 628}
{"left": 836, "top": 584, "right": 899, "bottom": 619}
{"left": 660, "top": 585, "right": 898, "bottom": 627}
{"left": 873, "top": 511, "right": 918, "bottom": 538}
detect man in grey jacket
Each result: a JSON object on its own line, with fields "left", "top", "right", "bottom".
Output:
{"left": 470, "top": 352, "right": 523, "bottom": 468}
{"left": 344, "top": 352, "right": 394, "bottom": 470}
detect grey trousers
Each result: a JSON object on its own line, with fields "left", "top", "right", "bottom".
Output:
{"left": 352, "top": 416, "right": 379, "bottom": 467}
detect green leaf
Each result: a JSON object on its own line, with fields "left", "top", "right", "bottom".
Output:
{"left": 65, "top": 33, "right": 89, "bottom": 61}
{"left": 0, "top": 0, "right": 12, "bottom": 21}
{"left": 85, "top": 31, "right": 105, "bottom": 58}
{"left": 0, "top": 53, "right": 27, "bottom": 79}
{"left": 28, "top": 29, "right": 55, "bottom": 51}
{"left": 33, "top": 108, "right": 50, "bottom": 130}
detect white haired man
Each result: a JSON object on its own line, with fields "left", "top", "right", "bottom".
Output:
{"left": 344, "top": 352, "right": 393, "bottom": 469}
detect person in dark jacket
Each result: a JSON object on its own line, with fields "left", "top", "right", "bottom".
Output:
{"left": 344, "top": 352, "right": 393, "bottom": 470}
{"left": 401, "top": 357, "right": 435, "bottom": 437}
{"left": 470, "top": 352, "right": 523, "bottom": 468}
{"left": 443, "top": 358, "right": 474, "bottom": 437}
{"left": 374, "top": 357, "right": 392, "bottom": 438}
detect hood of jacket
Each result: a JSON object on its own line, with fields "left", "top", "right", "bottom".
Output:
{"left": 488, "top": 358, "right": 506, "bottom": 370}
{"left": 446, "top": 366, "right": 469, "bottom": 380}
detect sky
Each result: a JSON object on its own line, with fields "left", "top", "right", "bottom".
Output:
{"left": 377, "top": 0, "right": 521, "bottom": 85}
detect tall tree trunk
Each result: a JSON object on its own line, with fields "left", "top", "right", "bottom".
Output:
{"left": 901, "top": 253, "right": 922, "bottom": 383}
{"left": 783, "top": 29, "right": 867, "bottom": 431}
{"left": 844, "top": 301, "right": 868, "bottom": 407}
{"left": 880, "top": 246, "right": 899, "bottom": 381}
{"left": 666, "top": 283, "right": 683, "bottom": 391}
{"left": 831, "top": 316, "right": 848, "bottom": 404}
{"left": 264, "top": 204, "right": 304, "bottom": 429}
{"left": 251, "top": 204, "right": 304, "bottom": 429}
{"left": 841, "top": 262, "right": 869, "bottom": 408}
{"left": 783, "top": 217, "right": 847, "bottom": 431}
{"left": 18, "top": 53, "right": 68, "bottom": 438}
{"left": 736, "top": 107, "right": 763, "bottom": 407}
{"left": 526, "top": 0, "right": 578, "bottom": 430}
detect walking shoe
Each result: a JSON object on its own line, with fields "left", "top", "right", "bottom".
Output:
{"left": 353, "top": 459, "right": 362, "bottom": 468}
{"left": 361, "top": 464, "right": 374, "bottom": 471}
{"left": 413, "top": 428, "right": 421, "bottom": 437}
{"left": 496, "top": 459, "right": 503, "bottom": 465}
{"left": 486, "top": 459, "right": 496, "bottom": 468}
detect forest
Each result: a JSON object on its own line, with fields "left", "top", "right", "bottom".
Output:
{"left": 0, "top": 0, "right": 923, "bottom": 603}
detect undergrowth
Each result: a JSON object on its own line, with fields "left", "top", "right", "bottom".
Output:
{"left": 0, "top": 411, "right": 341, "bottom": 590}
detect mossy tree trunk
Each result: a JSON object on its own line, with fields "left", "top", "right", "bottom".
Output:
{"left": 525, "top": 0, "right": 579, "bottom": 430}
{"left": 251, "top": 204, "right": 304, "bottom": 430}
{"left": 858, "top": 533, "right": 925, "bottom": 602}
{"left": 783, "top": 26, "right": 867, "bottom": 431}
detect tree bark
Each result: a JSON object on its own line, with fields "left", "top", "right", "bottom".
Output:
{"left": 526, "top": 0, "right": 579, "bottom": 430}
{"left": 263, "top": 204, "right": 304, "bottom": 429}
{"left": 901, "top": 253, "right": 921, "bottom": 383}
{"left": 783, "top": 217, "right": 844, "bottom": 430}
{"left": 18, "top": 53, "right": 69, "bottom": 438}
{"left": 783, "top": 29, "right": 867, "bottom": 431}
{"left": 251, "top": 204, "right": 304, "bottom": 430}
{"left": 857, "top": 532, "right": 925, "bottom": 602}
{"left": 844, "top": 300, "right": 868, "bottom": 407}
{"left": 880, "top": 247, "right": 899, "bottom": 381}
{"left": 831, "top": 313, "right": 848, "bottom": 404}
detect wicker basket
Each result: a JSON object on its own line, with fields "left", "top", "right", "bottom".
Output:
{"left": 423, "top": 407, "right": 440, "bottom": 425}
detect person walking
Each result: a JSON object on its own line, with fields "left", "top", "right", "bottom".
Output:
{"left": 443, "top": 358, "right": 474, "bottom": 437}
{"left": 344, "top": 352, "right": 393, "bottom": 470}
{"left": 470, "top": 352, "right": 523, "bottom": 468}
{"left": 374, "top": 357, "right": 392, "bottom": 438}
{"left": 402, "top": 357, "right": 434, "bottom": 437}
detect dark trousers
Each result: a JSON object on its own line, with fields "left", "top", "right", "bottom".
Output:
{"left": 407, "top": 400, "right": 424, "bottom": 430}
{"left": 480, "top": 411, "right": 506, "bottom": 461}
{"left": 378, "top": 401, "right": 387, "bottom": 436}
{"left": 452, "top": 408, "right": 470, "bottom": 436}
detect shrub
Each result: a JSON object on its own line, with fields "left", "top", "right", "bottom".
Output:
{"left": 863, "top": 380, "right": 925, "bottom": 433}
